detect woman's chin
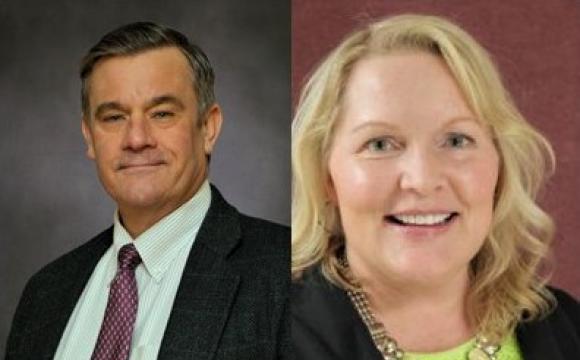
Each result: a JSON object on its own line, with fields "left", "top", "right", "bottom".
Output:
{"left": 380, "top": 254, "right": 468, "bottom": 289}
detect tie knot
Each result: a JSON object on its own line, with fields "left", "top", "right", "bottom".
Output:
{"left": 118, "top": 243, "right": 141, "bottom": 270}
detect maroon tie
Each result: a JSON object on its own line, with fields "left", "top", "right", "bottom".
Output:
{"left": 91, "top": 243, "right": 142, "bottom": 360}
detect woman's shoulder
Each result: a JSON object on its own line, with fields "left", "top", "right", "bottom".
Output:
{"left": 516, "top": 286, "right": 580, "bottom": 357}
{"left": 550, "top": 287, "right": 580, "bottom": 316}
{"left": 521, "top": 286, "right": 580, "bottom": 330}
{"left": 292, "top": 266, "right": 348, "bottom": 320}
{"left": 291, "top": 266, "right": 382, "bottom": 360}
{"left": 546, "top": 286, "right": 580, "bottom": 330}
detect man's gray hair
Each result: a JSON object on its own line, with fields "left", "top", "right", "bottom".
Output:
{"left": 80, "top": 21, "right": 215, "bottom": 119}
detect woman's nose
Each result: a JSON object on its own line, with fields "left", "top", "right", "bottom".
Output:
{"left": 398, "top": 148, "right": 445, "bottom": 196}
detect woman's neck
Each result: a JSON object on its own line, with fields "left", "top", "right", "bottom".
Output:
{"left": 354, "top": 266, "right": 473, "bottom": 353}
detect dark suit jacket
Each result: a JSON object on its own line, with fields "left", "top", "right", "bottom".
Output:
{"left": 6, "top": 186, "right": 290, "bottom": 360}
{"left": 292, "top": 267, "right": 580, "bottom": 359}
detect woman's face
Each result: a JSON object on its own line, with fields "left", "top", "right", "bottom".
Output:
{"left": 327, "top": 52, "right": 499, "bottom": 287}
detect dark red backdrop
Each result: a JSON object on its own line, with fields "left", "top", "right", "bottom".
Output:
{"left": 292, "top": 0, "right": 580, "bottom": 297}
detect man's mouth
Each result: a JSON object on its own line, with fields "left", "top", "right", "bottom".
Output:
{"left": 118, "top": 162, "right": 165, "bottom": 170}
{"left": 385, "top": 212, "right": 458, "bottom": 226}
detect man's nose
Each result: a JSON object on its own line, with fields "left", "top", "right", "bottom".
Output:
{"left": 398, "top": 148, "right": 445, "bottom": 196}
{"left": 121, "top": 115, "right": 156, "bottom": 151}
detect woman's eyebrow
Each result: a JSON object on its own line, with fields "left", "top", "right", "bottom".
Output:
{"left": 351, "top": 120, "right": 399, "bottom": 133}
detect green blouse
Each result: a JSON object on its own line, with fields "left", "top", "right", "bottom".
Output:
{"left": 405, "top": 334, "right": 522, "bottom": 360}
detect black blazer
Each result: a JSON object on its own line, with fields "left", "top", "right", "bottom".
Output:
{"left": 292, "top": 268, "right": 580, "bottom": 360}
{"left": 6, "top": 186, "right": 290, "bottom": 360}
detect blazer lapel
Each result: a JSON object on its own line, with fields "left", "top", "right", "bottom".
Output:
{"left": 35, "top": 228, "right": 113, "bottom": 358}
{"left": 158, "top": 186, "right": 242, "bottom": 360}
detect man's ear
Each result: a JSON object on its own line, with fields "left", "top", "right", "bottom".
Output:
{"left": 201, "top": 104, "right": 223, "bottom": 155}
{"left": 81, "top": 118, "right": 96, "bottom": 160}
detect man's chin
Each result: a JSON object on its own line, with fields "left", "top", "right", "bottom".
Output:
{"left": 114, "top": 190, "right": 166, "bottom": 211}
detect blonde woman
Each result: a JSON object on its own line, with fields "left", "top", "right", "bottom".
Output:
{"left": 291, "top": 15, "right": 580, "bottom": 359}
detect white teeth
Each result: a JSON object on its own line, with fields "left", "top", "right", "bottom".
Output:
{"left": 392, "top": 213, "right": 452, "bottom": 225}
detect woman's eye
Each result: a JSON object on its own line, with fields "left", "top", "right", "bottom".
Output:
{"left": 444, "top": 133, "right": 475, "bottom": 148}
{"left": 365, "top": 137, "right": 397, "bottom": 152}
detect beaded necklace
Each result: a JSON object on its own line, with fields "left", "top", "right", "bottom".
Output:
{"left": 340, "top": 257, "right": 500, "bottom": 360}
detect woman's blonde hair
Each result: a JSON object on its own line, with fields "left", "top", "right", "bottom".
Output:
{"left": 292, "top": 14, "right": 556, "bottom": 342}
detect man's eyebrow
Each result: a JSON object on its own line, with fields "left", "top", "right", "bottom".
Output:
{"left": 94, "top": 102, "right": 128, "bottom": 119}
{"left": 146, "top": 95, "right": 186, "bottom": 111}
{"left": 92, "top": 95, "right": 186, "bottom": 119}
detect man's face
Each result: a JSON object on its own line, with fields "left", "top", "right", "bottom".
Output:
{"left": 82, "top": 46, "right": 221, "bottom": 218}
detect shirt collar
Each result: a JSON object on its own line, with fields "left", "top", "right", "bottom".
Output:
{"left": 112, "top": 180, "right": 211, "bottom": 281}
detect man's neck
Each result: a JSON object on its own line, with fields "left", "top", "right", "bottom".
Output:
{"left": 120, "top": 208, "right": 173, "bottom": 238}
{"left": 119, "top": 184, "right": 204, "bottom": 239}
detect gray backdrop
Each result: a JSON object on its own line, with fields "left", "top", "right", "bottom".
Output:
{"left": 0, "top": 0, "right": 290, "bottom": 353}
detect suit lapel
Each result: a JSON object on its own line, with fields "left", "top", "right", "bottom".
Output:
{"left": 158, "top": 186, "right": 242, "bottom": 360}
{"left": 36, "top": 228, "right": 113, "bottom": 358}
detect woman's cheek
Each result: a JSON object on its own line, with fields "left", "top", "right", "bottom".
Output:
{"left": 451, "top": 152, "right": 499, "bottom": 203}
{"left": 335, "top": 160, "right": 394, "bottom": 210}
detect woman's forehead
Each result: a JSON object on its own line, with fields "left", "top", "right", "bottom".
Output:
{"left": 337, "top": 53, "right": 479, "bottom": 131}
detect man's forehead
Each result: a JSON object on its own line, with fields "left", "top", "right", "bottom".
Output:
{"left": 86, "top": 47, "right": 196, "bottom": 112}
{"left": 90, "top": 46, "right": 193, "bottom": 81}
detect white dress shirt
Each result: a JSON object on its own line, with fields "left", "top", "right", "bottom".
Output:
{"left": 54, "top": 180, "right": 211, "bottom": 360}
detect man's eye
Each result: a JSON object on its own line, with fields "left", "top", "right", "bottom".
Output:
{"left": 152, "top": 111, "right": 174, "bottom": 119}
{"left": 444, "top": 133, "right": 475, "bottom": 148}
{"left": 103, "top": 114, "right": 124, "bottom": 122}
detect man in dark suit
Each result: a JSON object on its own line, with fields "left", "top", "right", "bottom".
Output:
{"left": 5, "top": 22, "right": 289, "bottom": 360}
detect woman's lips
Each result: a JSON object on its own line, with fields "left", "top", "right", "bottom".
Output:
{"left": 386, "top": 212, "right": 458, "bottom": 226}
{"left": 383, "top": 212, "right": 459, "bottom": 237}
